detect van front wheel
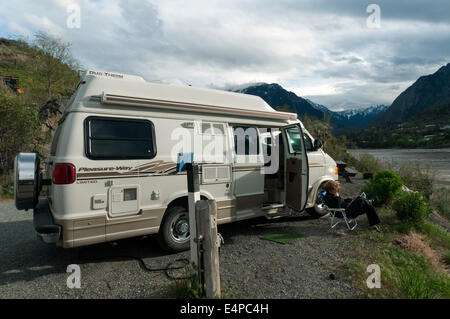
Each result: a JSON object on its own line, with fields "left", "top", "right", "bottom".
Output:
{"left": 158, "top": 206, "right": 191, "bottom": 252}
{"left": 306, "top": 185, "right": 328, "bottom": 218}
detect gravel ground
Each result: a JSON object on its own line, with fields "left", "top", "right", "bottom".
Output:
{"left": 0, "top": 177, "right": 365, "bottom": 299}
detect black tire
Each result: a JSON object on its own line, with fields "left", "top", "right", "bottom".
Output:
{"left": 158, "top": 206, "right": 191, "bottom": 252}
{"left": 306, "top": 184, "right": 329, "bottom": 218}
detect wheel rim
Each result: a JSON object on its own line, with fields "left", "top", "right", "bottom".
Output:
{"left": 169, "top": 212, "right": 190, "bottom": 243}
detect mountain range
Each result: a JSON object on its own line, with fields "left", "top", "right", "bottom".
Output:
{"left": 233, "top": 83, "right": 324, "bottom": 118}
{"left": 231, "top": 83, "right": 388, "bottom": 133}
{"left": 307, "top": 100, "right": 389, "bottom": 133}
{"left": 229, "top": 63, "right": 450, "bottom": 141}
{"left": 372, "top": 63, "right": 450, "bottom": 125}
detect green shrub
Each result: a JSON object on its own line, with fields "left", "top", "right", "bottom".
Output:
{"left": 350, "top": 153, "right": 383, "bottom": 174}
{"left": 0, "top": 171, "right": 14, "bottom": 199}
{"left": 0, "top": 184, "right": 14, "bottom": 199}
{"left": 363, "top": 170, "right": 403, "bottom": 205}
{"left": 396, "top": 164, "right": 435, "bottom": 199}
{"left": 393, "top": 192, "right": 433, "bottom": 233}
{"left": 0, "top": 93, "right": 40, "bottom": 174}
{"left": 383, "top": 160, "right": 436, "bottom": 199}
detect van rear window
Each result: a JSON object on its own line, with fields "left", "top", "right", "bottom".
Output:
{"left": 85, "top": 117, "right": 156, "bottom": 160}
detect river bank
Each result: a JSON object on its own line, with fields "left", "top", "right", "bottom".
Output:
{"left": 348, "top": 148, "right": 450, "bottom": 188}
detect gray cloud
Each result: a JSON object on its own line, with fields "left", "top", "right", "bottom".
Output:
{"left": 251, "top": 0, "right": 450, "bottom": 23}
{"left": 0, "top": 0, "right": 449, "bottom": 109}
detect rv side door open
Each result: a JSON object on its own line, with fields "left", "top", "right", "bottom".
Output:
{"left": 282, "top": 124, "right": 309, "bottom": 211}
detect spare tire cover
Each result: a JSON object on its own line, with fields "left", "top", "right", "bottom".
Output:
{"left": 14, "top": 153, "right": 40, "bottom": 210}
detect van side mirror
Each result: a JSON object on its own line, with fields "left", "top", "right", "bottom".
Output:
{"left": 313, "top": 139, "right": 323, "bottom": 150}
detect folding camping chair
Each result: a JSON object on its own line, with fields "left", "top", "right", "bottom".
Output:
{"left": 318, "top": 192, "right": 358, "bottom": 231}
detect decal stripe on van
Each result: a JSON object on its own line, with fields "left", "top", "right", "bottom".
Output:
{"left": 77, "top": 161, "right": 266, "bottom": 180}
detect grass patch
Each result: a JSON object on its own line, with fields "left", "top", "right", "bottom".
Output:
{"left": 420, "top": 220, "right": 450, "bottom": 249}
{"left": 398, "top": 261, "right": 450, "bottom": 299}
{"left": 338, "top": 207, "right": 450, "bottom": 299}
{"left": 0, "top": 173, "right": 14, "bottom": 199}
{"left": 445, "top": 251, "right": 450, "bottom": 265}
{"left": 260, "top": 231, "right": 303, "bottom": 244}
{"left": 430, "top": 187, "right": 450, "bottom": 222}
{"left": 165, "top": 268, "right": 204, "bottom": 299}
{"left": 0, "top": 185, "right": 14, "bottom": 199}
{"left": 164, "top": 266, "right": 240, "bottom": 299}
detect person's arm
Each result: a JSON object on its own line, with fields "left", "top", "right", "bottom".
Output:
{"left": 337, "top": 197, "right": 349, "bottom": 209}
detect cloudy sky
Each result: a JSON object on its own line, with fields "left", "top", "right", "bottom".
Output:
{"left": 1, "top": 0, "right": 449, "bottom": 110}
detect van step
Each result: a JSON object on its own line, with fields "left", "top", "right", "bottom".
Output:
{"left": 265, "top": 212, "right": 291, "bottom": 219}
{"left": 262, "top": 203, "right": 284, "bottom": 210}
{"left": 264, "top": 205, "right": 290, "bottom": 219}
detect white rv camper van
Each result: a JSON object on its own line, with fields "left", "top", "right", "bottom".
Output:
{"left": 14, "top": 70, "right": 338, "bottom": 252}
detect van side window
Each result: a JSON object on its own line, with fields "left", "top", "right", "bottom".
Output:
{"left": 199, "top": 122, "right": 225, "bottom": 135}
{"left": 233, "top": 126, "right": 260, "bottom": 155}
{"left": 303, "top": 134, "right": 313, "bottom": 152}
{"left": 201, "top": 122, "right": 212, "bottom": 134}
{"left": 285, "top": 126, "right": 303, "bottom": 154}
{"left": 212, "top": 123, "right": 225, "bottom": 135}
{"left": 85, "top": 117, "right": 156, "bottom": 160}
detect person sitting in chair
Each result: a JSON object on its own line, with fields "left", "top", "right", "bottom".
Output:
{"left": 323, "top": 180, "right": 381, "bottom": 231}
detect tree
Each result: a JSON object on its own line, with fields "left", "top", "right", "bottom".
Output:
{"left": 33, "top": 31, "right": 79, "bottom": 99}
{"left": 0, "top": 91, "right": 40, "bottom": 175}
{"left": 276, "top": 104, "right": 294, "bottom": 113}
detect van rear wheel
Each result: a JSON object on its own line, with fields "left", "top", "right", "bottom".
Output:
{"left": 158, "top": 206, "right": 190, "bottom": 252}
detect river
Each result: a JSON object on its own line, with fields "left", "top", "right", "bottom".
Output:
{"left": 348, "top": 148, "right": 450, "bottom": 188}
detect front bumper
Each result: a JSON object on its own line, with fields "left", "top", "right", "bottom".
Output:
{"left": 33, "top": 199, "right": 61, "bottom": 244}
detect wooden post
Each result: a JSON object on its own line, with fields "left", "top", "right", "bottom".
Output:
{"left": 186, "top": 163, "right": 200, "bottom": 269}
{"left": 196, "top": 199, "right": 221, "bottom": 298}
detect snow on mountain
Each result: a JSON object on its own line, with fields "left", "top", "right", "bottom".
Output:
{"left": 306, "top": 99, "right": 389, "bottom": 131}
{"left": 336, "top": 104, "right": 389, "bottom": 119}
{"left": 223, "top": 82, "right": 389, "bottom": 133}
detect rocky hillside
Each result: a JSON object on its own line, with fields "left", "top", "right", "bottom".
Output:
{"left": 346, "top": 63, "right": 450, "bottom": 148}
{"left": 0, "top": 38, "right": 78, "bottom": 105}
{"left": 347, "top": 99, "right": 450, "bottom": 148}
{"left": 234, "top": 83, "right": 324, "bottom": 118}
{"left": 0, "top": 36, "right": 79, "bottom": 192}
{"left": 372, "top": 63, "right": 450, "bottom": 125}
